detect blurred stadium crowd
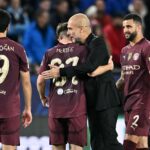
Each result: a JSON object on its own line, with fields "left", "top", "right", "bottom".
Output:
{"left": 1, "top": 0, "right": 150, "bottom": 74}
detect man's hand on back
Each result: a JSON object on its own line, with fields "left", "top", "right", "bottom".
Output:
{"left": 41, "top": 65, "right": 60, "bottom": 79}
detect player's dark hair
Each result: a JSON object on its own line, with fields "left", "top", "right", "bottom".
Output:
{"left": 123, "top": 13, "right": 142, "bottom": 25}
{"left": 0, "top": 9, "right": 11, "bottom": 32}
{"left": 56, "top": 22, "right": 68, "bottom": 38}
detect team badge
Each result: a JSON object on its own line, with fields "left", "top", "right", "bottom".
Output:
{"left": 57, "top": 88, "right": 64, "bottom": 95}
{"left": 133, "top": 53, "right": 140, "bottom": 61}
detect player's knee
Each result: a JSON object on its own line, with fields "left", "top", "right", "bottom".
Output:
{"left": 2, "top": 145, "right": 17, "bottom": 150}
{"left": 52, "top": 144, "right": 66, "bottom": 150}
{"left": 125, "top": 134, "right": 139, "bottom": 143}
{"left": 123, "top": 140, "right": 136, "bottom": 150}
{"left": 124, "top": 134, "right": 148, "bottom": 149}
{"left": 70, "top": 144, "right": 83, "bottom": 150}
{"left": 136, "top": 136, "right": 148, "bottom": 149}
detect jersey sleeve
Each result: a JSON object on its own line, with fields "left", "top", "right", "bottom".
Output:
{"left": 39, "top": 52, "right": 49, "bottom": 74}
{"left": 19, "top": 48, "right": 29, "bottom": 72}
{"left": 120, "top": 48, "right": 125, "bottom": 68}
{"left": 142, "top": 44, "right": 150, "bottom": 73}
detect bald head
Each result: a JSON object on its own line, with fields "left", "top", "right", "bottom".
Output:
{"left": 69, "top": 13, "right": 91, "bottom": 27}
{"left": 67, "top": 13, "right": 92, "bottom": 43}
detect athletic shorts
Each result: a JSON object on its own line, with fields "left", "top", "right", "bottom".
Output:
{"left": 0, "top": 115, "right": 20, "bottom": 146}
{"left": 125, "top": 109, "right": 150, "bottom": 136}
{"left": 48, "top": 115, "right": 87, "bottom": 147}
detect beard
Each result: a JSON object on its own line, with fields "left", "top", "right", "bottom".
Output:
{"left": 74, "top": 37, "right": 83, "bottom": 44}
{"left": 69, "top": 35, "right": 81, "bottom": 44}
{"left": 125, "top": 31, "right": 137, "bottom": 42}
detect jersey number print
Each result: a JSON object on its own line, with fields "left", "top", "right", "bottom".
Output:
{"left": 0, "top": 55, "right": 9, "bottom": 84}
{"left": 51, "top": 56, "right": 79, "bottom": 87}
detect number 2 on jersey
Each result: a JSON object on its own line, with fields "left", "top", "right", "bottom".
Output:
{"left": 50, "top": 56, "right": 79, "bottom": 86}
{"left": 0, "top": 55, "right": 10, "bottom": 84}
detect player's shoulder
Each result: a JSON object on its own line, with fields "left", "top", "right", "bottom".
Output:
{"left": 47, "top": 47, "right": 55, "bottom": 53}
{"left": 7, "top": 38, "right": 24, "bottom": 50}
{"left": 142, "top": 38, "right": 150, "bottom": 48}
{"left": 122, "top": 45, "right": 129, "bottom": 51}
{"left": 140, "top": 39, "right": 150, "bottom": 55}
{"left": 121, "top": 44, "right": 130, "bottom": 53}
{"left": 69, "top": 43, "right": 86, "bottom": 50}
{"left": 91, "top": 35, "right": 106, "bottom": 46}
{"left": 45, "top": 44, "right": 60, "bottom": 57}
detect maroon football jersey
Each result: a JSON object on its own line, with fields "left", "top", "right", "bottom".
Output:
{"left": 0, "top": 37, "right": 29, "bottom": 118}
{"left": 120, "top": 38, "right": 150, "bottom": 111}
{"left": 39, "top": 43, "right": 87, "bottom": 118}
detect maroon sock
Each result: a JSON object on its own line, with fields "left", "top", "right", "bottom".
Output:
{"left": 124, "top": 140, "right": 136, "bottom": 150}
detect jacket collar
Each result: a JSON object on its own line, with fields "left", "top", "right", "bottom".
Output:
{"left": 85, "top": 33, "right": 95, "bottom": 46}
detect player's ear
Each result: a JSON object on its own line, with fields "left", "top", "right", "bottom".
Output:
{"left": 136, "top": 23, "right": 142, "bottom": 32}
{"left": 6, "top": 25, "right": 9, "bottom": 33}
{"left": 80, "top": 26, "right": 84, "bottom": 33}
{"left": 58, "top": 35, "right": 62, "bottom": 41}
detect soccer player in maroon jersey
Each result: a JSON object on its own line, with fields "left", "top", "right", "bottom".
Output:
{"left": 90, "top": 13, "right": 150, "bottom": 150}
{"left": 0, "top": 9, "right": 32, "bottom": 150}
{"left": 37, "top": 22, "right": 88, "bottom": 150}
{"left": 116, "top": 14, "right": 150, "bottom": 150}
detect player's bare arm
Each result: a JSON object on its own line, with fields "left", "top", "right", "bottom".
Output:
{"left": 20, "top": 71, "right": 32, "bottom": 128}
{"left": 116, "top": 71, "right": 124, "bottom": 90}
{"left": 88, "top": 56, "right": 114, "bottom": 77}
{"left": 37, "top": 75, "right": 48, "bottom": 107}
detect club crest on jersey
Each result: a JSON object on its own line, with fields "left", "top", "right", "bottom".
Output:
{"left": 133, "top": 53, "right": 140, "bottom": 61}
{"left": 128, "top": 53, "right": 133, "bottom": 61}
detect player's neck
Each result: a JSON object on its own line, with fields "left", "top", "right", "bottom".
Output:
{"left": 59, "top": 39, "right": 72, "bottom": 44}
{"left": 0, "top": 32, "right": 7, "bottom": 38}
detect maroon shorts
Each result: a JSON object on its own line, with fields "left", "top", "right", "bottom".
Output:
{"left": 0, "top": 115, "right": 20, "bottom": 146}
{"left": 125, "top": 109, "right": 150, "bottom": 136}
{"left": 48, "top": 115, "right": 87, "bottom": 147}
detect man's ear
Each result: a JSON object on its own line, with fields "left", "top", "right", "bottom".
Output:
{"left": 6, "top": 25, "right": 9, "bottom": 33}
{"left": 57, "top": 35, "right": 62, "bottom": 41}
{"left": 80, "top": 26, "right": 84, "bottom": 33}
{"left": 137, "top": 23, "right": 142, "bottom": 32}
